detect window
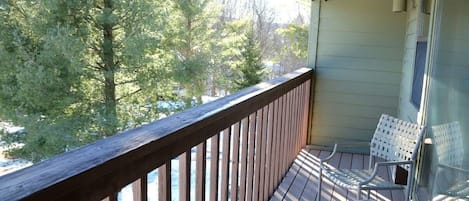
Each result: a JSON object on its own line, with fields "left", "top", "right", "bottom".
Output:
{"left": 411, "top": 41, "right": 427, "bottom": 108}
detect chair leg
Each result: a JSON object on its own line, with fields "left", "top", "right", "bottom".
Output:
{"left": 403, "top": 187, "right": 408, "bottom": 201}
{"left": 356, "top": 187, "right": 361, "bottom": 200}
{"left": 404, "top": 165, "right": 414, "bottom": 201}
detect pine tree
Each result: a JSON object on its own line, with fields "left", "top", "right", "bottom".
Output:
{"left": 171, "top": 0, "right": 219, "bottom": 107}
{"left": 233, "top": 28, "right": 265, "bottom": 91}
{"left": 0, "top": 0, "right": 175, "bottom": 161}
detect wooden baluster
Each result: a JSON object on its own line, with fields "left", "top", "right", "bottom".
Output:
{"left": 276, "top": 97, "right": 284, "bottom": 185}
{"left": 102, "top": 192, "right": 118, "bottom": 201}
{"left": 230, "top": 121, "right": 242, "bottom": 201}
{"left": 196, "top": 142, "right": 206, "bottom": 201}
{"left": 253, "top": 109, "right": 264, "bottom": 201}
{"left": 210, "top": 133, "right": 220, "bottom": 201}
{"left": 289, "top": 90, "right": 295, "bottom": 169}
{"left": 294, "top": 86, "right": 300, "bottom": 155}
{"left": 269, "top": 100, "right": 278, "bottom": 195}
{"left": 221, "top": 126, "right": 232, "bottom": 200}
{"left": 298, "top": 84, "right": 304, "bottom": 149}
{"left": 285, "top": 91, "right": 290, "bottom": 171}
{"left": 289, "top": 89, "right": 295, "bottom": 166}
{"left": 239, "top": 117, "right": 250, "bottom": 201}
{"left": 132, "top": 176, "right": 148, "bottom": 201}
{"left": 264, "top": 102, "right": 274, "bottom": 198}
{"left": 283, "top": 93, "right": 289, "bottom": 174}
{"left": 158, "top": 162, "right": 171, "bottom": 201}
{"left": 292, "top": 87, "right": 298, "bottom": 156}
{"left": 259, "top": 105, "right": 269, "bottom": 200}
{"left": 246, "top": 112, "right": 258, "bottom": 201}
{"left": 280, "top": 94, "right": 288, "bottom": 178}
{"left": 179, "top": 151, "right": 191, "bottom": 201}
{"left": 298, "top": 84, "right": 305, "bottom": 150}
{"left": 296, "top": 85, "right": 301, "bottom": 151}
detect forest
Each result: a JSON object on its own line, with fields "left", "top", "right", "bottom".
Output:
{"left": 0, "top": 0, "right": 309, "bottom": 162}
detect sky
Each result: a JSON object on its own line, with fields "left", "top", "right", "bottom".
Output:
{"left": 220, "top": 0, "right": 310, "bottom": 24}
{"left": 268, "top": 0, "right": 309, "bottom": 23}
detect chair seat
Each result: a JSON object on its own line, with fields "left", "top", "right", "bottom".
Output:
{"left": 322, "top": 167, "right": 405, "bottom": 190}
{"left": 433, "top": 179, "right": 469, "bottom": 200}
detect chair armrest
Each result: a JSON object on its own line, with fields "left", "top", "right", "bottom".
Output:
{"left": 335, "top": 141, "right": 370, "bottom": 147}
{"left": 375, "top": 160, "right": 413, "bottom": 167}
{"left": 320, "top": 141, "right": 370, "bottom": 163}
{"left": 437, "top": 164, "right": 469, "bottom": 174}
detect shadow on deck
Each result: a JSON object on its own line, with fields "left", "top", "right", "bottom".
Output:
{"left": 270, "top": 148, "right": 406, "bottom": 201}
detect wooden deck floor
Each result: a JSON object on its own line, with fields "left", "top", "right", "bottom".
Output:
{"left": 270, "top": 148, "right": 406, "bottom": 201}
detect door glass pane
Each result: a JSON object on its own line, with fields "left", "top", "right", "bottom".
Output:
{"left": 426, "top": 0, "right": 469, "bottom": 200}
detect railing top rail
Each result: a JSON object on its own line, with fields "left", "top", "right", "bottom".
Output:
{"left": 0, "top": 68, "right": 313, "bottom": 201}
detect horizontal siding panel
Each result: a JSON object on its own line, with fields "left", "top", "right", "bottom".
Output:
{"left": 319, "top": 17, "right": 405, "bottom": 34}
{"left": 320, "top": 0, "right": 392, "bottom": 18}
{"left": 312, "top": 115, "right": 379, "bottom": 130}
{"left": 318, "top": 31, "right": 404, "bottom": 48}
{"left": 315, "top": 68, "right": 402, "bottom": 85}
{"left": 319, "top": 1, "right": 405, "bottom": 33}
{"left": 315, "top": 92, "right": 399, "bottom": 108}
{"left": 309, "top": 136, "right": 372, "bottom": 148}
{"left": 313, "top": 102, "right": 396, "bottom": 119}
{"left": 317, "top": 43, "right": 404, "bottom": 60}
{"left": 316, "top": 55, "right": 402, "bottom": 73}
{"left": 315, "top": 79, "right": 400, "bottom": 97}
{"left": 311, "top": 126, "right": 375, "bottom": 142}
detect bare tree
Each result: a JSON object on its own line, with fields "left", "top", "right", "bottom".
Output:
{"left": 250, "top": 0, "right": 277, "bottom": 59}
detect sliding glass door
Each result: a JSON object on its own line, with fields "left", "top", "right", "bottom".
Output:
{"left": 422, "top": 0, "right": 468, "bottom": 200}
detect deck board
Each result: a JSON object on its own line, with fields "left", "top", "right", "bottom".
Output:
{"left": 298, "top": 149, "right": 322, "bottom": 201}
{"left": 270, "top": 148, "right": 405, "bottom": 201}
{"left": 270, "top": 148, "right": 307, "bottom": 201}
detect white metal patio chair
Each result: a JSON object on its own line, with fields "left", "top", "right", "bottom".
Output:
{"left": 431, "top": 122, "right": 468, "bottom": 200}
{"left": 318, "top": 114, "right": 425, "bottom": 201}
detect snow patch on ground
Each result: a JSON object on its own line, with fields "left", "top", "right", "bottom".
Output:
{"left": 0, "top": 122, "right": 31, "bottom": 177}
{"left": 0, "top": 157, "right": 32, "bottom": 177}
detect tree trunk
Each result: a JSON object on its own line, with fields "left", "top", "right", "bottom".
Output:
{"left": 102, "top": 0, "right": 118, "bottom": 136}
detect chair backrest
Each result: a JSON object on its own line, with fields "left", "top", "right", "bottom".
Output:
{"left": 370, "top": 114, "right": 425, "bottom": 171}
{"left": 431, "top": 121, "right": 464, "bottom": 167}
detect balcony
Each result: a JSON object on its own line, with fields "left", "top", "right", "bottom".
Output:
{"left": 0, "top": 68, "right": 404, "bottom": 201}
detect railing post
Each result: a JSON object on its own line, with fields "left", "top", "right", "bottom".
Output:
{"left": 307, "top": 72, "right": 315, "bottom": 145}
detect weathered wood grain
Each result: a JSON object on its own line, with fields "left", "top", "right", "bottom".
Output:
{"left": 0, "top": 68, "right": 313, "bottom": 201}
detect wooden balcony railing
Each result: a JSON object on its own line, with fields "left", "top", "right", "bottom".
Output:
{"left": 0, "top": 68, "right": 314, "bottom": 201}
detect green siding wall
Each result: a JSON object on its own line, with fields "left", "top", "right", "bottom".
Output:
{"left": 308, "top": 0, "right": 406, "bottom": 145}
{"left": 397, "top": 0, "right": 429, "bottom": 122}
